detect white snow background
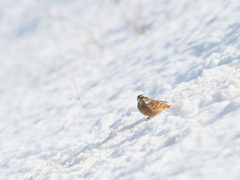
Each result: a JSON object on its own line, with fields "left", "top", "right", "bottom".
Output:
{"left": 1, "top": 0, "right": 240, "bottom": 179}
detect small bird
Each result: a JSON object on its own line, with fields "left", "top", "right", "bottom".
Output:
{"left": 137, "top": 94, "right": 171, "bottom": 119}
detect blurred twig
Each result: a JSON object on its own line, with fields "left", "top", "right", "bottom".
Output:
{"left": 24, "top": 13, "right": 104, "bottom": 55}
{"left": 95, "top": 0, "right": 106, "bottom": 37}
{"left": 176, "top": 37, "right": 205, "bottom": 54}
{"left": 47, "top": 15, "right": 104, "bottom": 54}
{"left": 75, "top": 30, "right": 90, "bottom": 62}
{"left": 50, "top": 33, "right": 68, "bottom": 63}
{"left": 115, "top": 0, "right": 146, "bottom": 35}
{"left": 71, "top": 73, "right": 94, "bottom": 118}
{"left": 38, "top": 62, "right": 64, "bottom": 76}
{"left": 137, "top": 0, "right": 146, "bottom": 34}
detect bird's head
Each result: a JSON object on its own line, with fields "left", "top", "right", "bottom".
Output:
{"left": 137, "top": 94, "right": 151, "bottom": 105}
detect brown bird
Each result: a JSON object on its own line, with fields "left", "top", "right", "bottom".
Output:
{"left": 137, "top": 94, "right": 171, "bottom": 119}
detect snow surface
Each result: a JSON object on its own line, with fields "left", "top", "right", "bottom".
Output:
{"left": 1, "top": 0, "right": 240, "bottom": 179}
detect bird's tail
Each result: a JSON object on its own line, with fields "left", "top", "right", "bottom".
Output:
{"left": 163, "top": 104, "right": 171, "bottom": 109}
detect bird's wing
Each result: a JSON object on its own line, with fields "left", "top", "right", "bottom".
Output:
{"left": 148, "top": 100, "right": 167, "bottom": 110}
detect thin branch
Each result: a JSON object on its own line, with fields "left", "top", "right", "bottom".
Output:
{"left": 49, "top": 15, "right": 104, "bottom": 54}
{"left": 137, "top": 0, "right": 146, "bottom": 34}
{"left": 38, "top": 62, "right": 64, "bottom": 76}
{"left": 50, "top": 33, "right": 68, "bottom": 63}
{"left": 22, "top": 13, "right": 104, "bottom": 55}
{"left": 95, "top": 0, "right": 106, "bottom": 37}
{"left": 176, "top": 37, "right": 205, "bottom": 54}
{"left": 71, "top": 73, "right": 94, "bottom": 118}
{"left": 75, "top": 30, "right": 90, "bottom": 62}
{"left": 115, "top": 0, "right": 145, "bottom": 35}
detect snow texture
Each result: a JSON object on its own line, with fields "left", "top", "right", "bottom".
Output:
{"left": 1, "top": 0, "right": 240, "bottom": 179}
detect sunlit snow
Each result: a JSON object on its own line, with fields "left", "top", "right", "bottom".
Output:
{"left": 1, "top": 0, "right": 240, "bottom": 179}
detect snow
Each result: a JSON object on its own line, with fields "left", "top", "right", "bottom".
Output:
{"left": 1, "top": 0, "right": 240, "bottom": 179}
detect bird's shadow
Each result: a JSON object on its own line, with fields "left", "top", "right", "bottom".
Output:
{"left": 117, "top": 118, "right": 146, "bottom": 133}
